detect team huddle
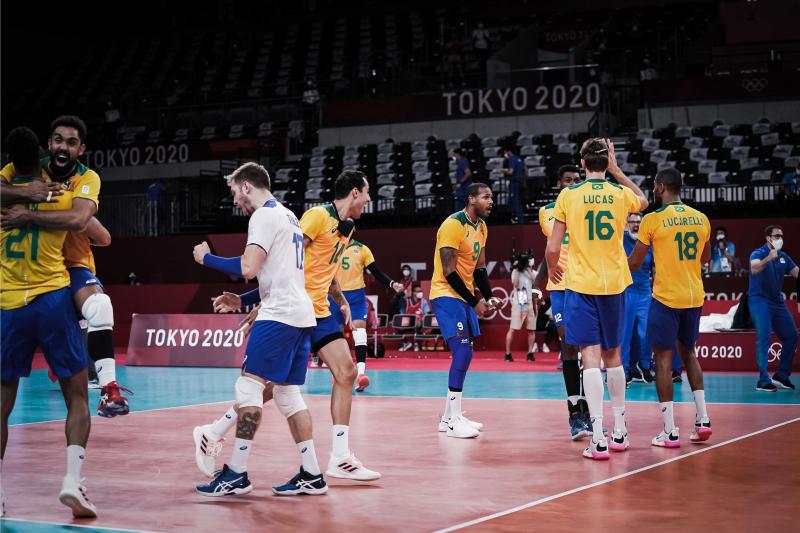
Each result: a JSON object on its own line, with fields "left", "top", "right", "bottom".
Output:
{"left": 0, "top": 125, "right": 717, "bottom": 517}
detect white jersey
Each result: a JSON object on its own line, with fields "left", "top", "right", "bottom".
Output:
{"left": 247, "top": 198, "right": 316, "bottom": 328}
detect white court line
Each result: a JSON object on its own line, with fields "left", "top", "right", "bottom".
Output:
{"left": 434, "top": 416, "right": 800, "bottom": 533}
{"left": 1, "top": 516, "right": 163, "bottom": 533}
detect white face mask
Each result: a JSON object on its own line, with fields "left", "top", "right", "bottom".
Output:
{"left": 402, "top": 270, "right": 411, "bottom": 277}
{"left": 716, "top": 234, "right": 725, "bottom": 241}
{"left": 414, "top": 291, "right": 423, "bottom": 299}
{"left": 527, "top": 258, "right": 535, "bottom": 268}
{"left": 771, "top": 238, "right": 783, "bottom": 251}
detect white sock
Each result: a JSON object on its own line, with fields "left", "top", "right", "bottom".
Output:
{"left": 210, "top": 407, "right": 238, "bottom": 438}
{"left": 332, "top": 425, "right": 350, "bottom": 458}
{"left": 567, "top": 395, "right": 581, "bottom": 407}
{"left": 229, "top": 438, "right": 252, "bottom": 473}
{"left": 606, "top": 365, "right": 627, "bottom": 433}
{"left": 447, "top": 390, "right": 462, "bottom": 418}
{"left": 297, "top": 439, "right": 321, "bottom": 475}
{"left": 66, "top": 445, "right": 85, "bottom": 482}
{"left": 583, "top": 368, "right": 605, "bottom": 442}
{"left": 95, "top": 358, "right": 115, "bottom": 387}
{"left": 660, "top": 401, "right": 675, "bottom": 433}
{"left": 693, "top": 390, "right": 708, "bottom": 420}
{"left": 357, "top": 362, "right": 366, "bottom": 375}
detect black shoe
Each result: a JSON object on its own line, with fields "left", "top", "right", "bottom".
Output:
{"left": 756, "top": 381, "right": 778, "bottom": 392}
{"left": 629, "top": 369, "right": 644, "bottom": 383}
{"left": 272, "top": 467, "right": 328, "bottom": 496}
{"left": 526, "top": 352, "right": 535, "bottom": 362}
{"left": 504, "top": 353, "right": 514, "bottom": 362}
{"left": 672, "top": 371, "right": 683, "bottom": 383}
{"left": 637, "top": 363, "right": 655, "bottom": 383}
{"left": 771, "top": 374, "right": 795, "bottom": 390}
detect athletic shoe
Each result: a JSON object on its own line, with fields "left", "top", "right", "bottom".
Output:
{"left": 772, "top": 374, "right": 795, "bottom": 390}
{"left": 629, "top": 369, "right": 644, "bottom": 383}
{"left": 569, "top": 412, "right": 590, "bottom": 441}
{"left": 97, "top": 381, "right": 132, "bottom": 417}
{"left": 756, "top": 381, "right": 778, "bottom": 392}
{"left": 355, "top": 374, "right": 370, "bottom": 392}
{"left": 272, "top": 467, "right": 328, "bottom": 496}
{"left": 326, "top": 453, "right": 381, "bottom": 480}
{"left": 526, "top": 352, "right": 535, "bottom": 362}
{"left": 310, "top": 357, "right": 320, "bottom": 368}
{"left": 399, "top": 341, "right": 413, "bottom": 352}
{"left": 531, "top": 343, "right": 539, "bottom": 352}
{"left": 504, "top": 353, "right": 514, "bottom": 362}
{"left": 637, "top": 363, "right": 655, "bottom": 383}
{"left": 626, "top": 374, "right": 633, "bottom": 386}
{"left": 193, "top": 424, "right": 225, "bottom": 477}
{"left": 438, "top": 415, "right": 482, "bottom": 433}
{"left": 58, "top": 476, "right": 97, "bottom": 518}
{"left": 461, "top": 414, "right": 483, "bottom": 431}
{"left": 610, "top": 429, "right": 630, "bottom": 452}
{"left": 690, "top": 417, "right": 712, "bottom": 442}
{"left": 196, "top": 464, "right": 253, "bottom": 497}
{"left": 582, "top": 437, "right": 610, "bottom": 460}
{"left": 542, "top": 343, "right": 551, "bottom": 353}
{"left": 445, "top": 415, "right": 480, "bottom": 439}
{"left": 88, "top": 377, "right": 101, "bottom": 390}
{"left": 652, "top": 428, "right": 681, "bottom": 448}
{"left": 672, "top": 371, "right": 683, "bottom": 383}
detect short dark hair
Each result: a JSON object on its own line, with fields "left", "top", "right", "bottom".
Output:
{"left": 655, "top": 168, "right": 682, "bottom": 193}
{"left": 466, "top": 182, "right": 490, "bottom": 198}
{"left": 579, "top": 138, "right": 609, "bottom": 172}
{"left": 334, "top": 170, "right": 367, "bottom": 199}
{"left": 227, "top": 162, "right": 271, "bottom": 190}
{"left": 627, "top": 212, "right": 642, "bottom": 221}
{"left": 5, "top": 127, "right": 41, "bottom": 173}
{"left": 557, "top": 165, "right": 579, "bottom": 179}
{"left": 412, "top": 281, "right": 422, "bottom": 290}
{"left": 716, "top": 226, "right": 727, "bottom": 235}
{"left": 50, "top": 115, "right": 87, "bottom": 142}
{"left": 453, "top": 148, "right": 464, "bottom": 156}
{"left": 764, "top": 225, "right": 782, "bottom": 237}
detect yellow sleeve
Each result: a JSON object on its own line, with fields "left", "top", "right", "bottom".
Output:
{"left": 361, "top": 244, "right": 375, "bottom": 267}
{"left": 300, "top": 207, "right": 327, "bottom": 241}
{"left": 74, "top": 170, "right": 101, "bottom": 208}
{"left": 0, "top": 163, "right": 15, "bottom": 182}
{"left": 701, "top": 213, "right": 712, "bottom": 243}
{"left": 638, "top": 213, "right": 655, "bottom": 246}
{"left": 624, "top": 186, "right": 642, "bottom": 213}
{"left": 553, "top": 189, "right": 568, "bottom": 223}
{"left": 538, "top": 207, "right": 551, "bottom": 237}
{"left": 437, "top": 218, "right": 464, "bottom": 250}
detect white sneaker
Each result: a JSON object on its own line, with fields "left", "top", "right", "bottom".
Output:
{"left": 399, "top": 341, "right": 412, "bottom": 352}
{"left": 445, "top": 415, "right": 480, "bottom": 439}
{"left": 326, "top": 453, "right": 381, "bottom": 481}
{"left": 531, "top": 343, "right": 539, "bottom": 352}
{"left": 652, "top": 428, "right": 681, "bottom": 448}
{"left": 609, "top": 429, "right": 630, "bottom": 452}
{"left": 542, "top": 343, "right": 551, "bottom": 353}
{"left": 438, "top": 415, "right": 483, "bottom": 432}
{"left": 690, "top": 417, "right": 712, "bottom": 442}
{"left": 58, "top": 476, "right": 97, "bottom": 518}
{"left": 193, "top": 425, "right": 225, "bottom": 477}
{"left": 461, "top": 413, "right": 483, "bottom": 431}
{"left": 582, "top": 437, "right": 610, "bottom": 460}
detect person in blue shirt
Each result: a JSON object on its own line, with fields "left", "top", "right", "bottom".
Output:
{"left": 782, "top": 163, "right": 799, "bottom": 197}
{"left": 622, "top": 212, "right": 655, "bottom": 383}
{"left": 502, "top": 146, "right": 525, "bottom": 222}
{"left": 749, "top": 224, "right": 799, "bottom": 391}
{"left": 452, "top": 148, "right": 472, "bottom": 212}
{"left": 709, "top": 227, "right": 738, "bottom": 274}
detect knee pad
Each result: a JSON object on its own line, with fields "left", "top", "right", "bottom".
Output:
{"left": 352, "top": 327, "right": 367, "bottom": 346}
{"left": 81, "top": 293, "right": 114, "bottom": 332}
{"left": 273, "top": 384, "right": 307, "bottom": 418}
{"left": 235, "top": 376, "right": 265, "bottom": 409}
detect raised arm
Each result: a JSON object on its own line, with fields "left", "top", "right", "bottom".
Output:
{"left": 750, "top": 248, "right": 779, "bottom": 274}
{"left": 628, "top": 241, "right": 651, "bottom": 272}
{"left": 606, "top": 139, "right": 649, "bottom": 211}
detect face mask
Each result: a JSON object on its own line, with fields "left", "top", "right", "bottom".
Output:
{"left": 414, "top": 291, "right": 423, "bottom": 299}
{"left": 527, "top": 258, "right": 534, "bottom": 267}
{"left": 629, "top": 232, "right": 638, "bottom": 240}
{"left": 716, "top": 234, "right": 725, "bottom": 241}
{"left": 402, "top": 269, "right": 411, "bottom": 277}
{"left": 771, "top": 238, "right": 783, "bottom": 251}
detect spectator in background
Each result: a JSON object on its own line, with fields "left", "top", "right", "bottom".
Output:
{"left": 452, "top": 148, "right": 472, "bottom": 211}
{"left": 472, "top": 22, "right": 490, "bottom": 61}
{"left": 749, "top": 224, "right": 799, "bottom": 391}
{"left": 782, "top": 163, "right": 799, "bottom": 197}
{"left": 622, "top": 213, "right": 655, "bottom": 384}
{"left": 504, "top": 253, "right": 541, "bottom": 362}
{"left": 502, "top": 146, "right": 525, "bottom": 223}
{"left": 398, "top": 281, "right": 431, "bottom": 351}
{"left": 390, "top": 264, "right": 417, "bottom": 317}
{"left": 710, "top": 227, "right": 742, "bottom": 275}
{"left": 146, "top": 180, "right": 165, "bottom": 236}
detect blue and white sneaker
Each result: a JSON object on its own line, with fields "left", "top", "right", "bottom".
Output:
{"left": 272, "top": 467, "right": 328, "bottom": 496}
{"left": 196, "top": 464, "right": 253, "bottom": 497}
{"left": 569, "top": 412, "right": 590, "bottom": 440}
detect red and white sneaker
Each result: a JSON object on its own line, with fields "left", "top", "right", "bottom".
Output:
{"left": 690, "top": 417, "right": 712, "bottom": 442}
{"left": 193, "top": 424, "right": 225, "bottom": 477}
{"left": 355, "top": 374, "right": 370, "bottom": 392}
{"left": 97, "top": 381, "right": 132, "bottom": 417}
{"left": 326, "top": 453, "right": 381, "bottom": 481}
{"left": 609, "top": 429, "right": 630, "bottom": 452}
{"left": 583, "top": 437, "right": 610, "bottom": 460}
{"left": 652, "top": 428, "right": 681, "bottom": 448}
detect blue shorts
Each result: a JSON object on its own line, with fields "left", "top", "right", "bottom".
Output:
{"left": 328, "top": 289, "right": 369, "bottom": 325}
{"left": 550, "top": 290, "right": 566, "bottom": 328}
{"left": 1, "top": 287, "right": 90, "bottom": 381}
{"left": 310, "top": 314, "right": 344, "bottom": 352}
{"left": 431, "top": 296, "right": 481, "bottom": 341}
{"left": 68, "top": 267, "right": 104, "bottom": 297}
{"left": 647, "top": 298, "right": 702, "bottom": 350}
{"left": 564, "top": 290, "right": 625, "bottom": 350}
{"left": 243, "top": 320, "right": 312, "bottom": 385}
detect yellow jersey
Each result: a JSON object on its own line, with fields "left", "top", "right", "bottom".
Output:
{"left": 300, "top": 204, "right": 353, "bottom": 318}
{"left": 336, "top": 240, "right": 375, "bottom": 291}
{"left": 539, "top": 202, "right": 570, "bottom": 292}
{"left": 1, "top": 159, "right": 101, "bottom": 309}
{"left": 553, "top": 178, "right": 643, "bottom": 295}
{"left": 430, "top": 211, "right": 488, "bottom": 301}
{"left": 638, "top": 201, "right": 710, "bottom": 308}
